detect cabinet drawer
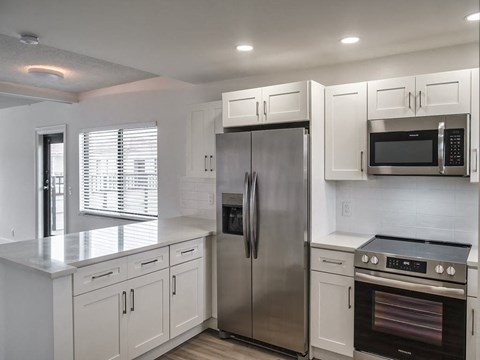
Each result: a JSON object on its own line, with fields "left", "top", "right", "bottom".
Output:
{"left": 468, "top": 268, "right": 478, "bottom": 298}
{"left": 74, "top": 257, "right": 128, "bottom": 296}
{"left": 170, "top": 238, "right": 204, "bottom": 266}
{"left": 311, "top": 248, "right": 354, "bottom": 276}
{"left": 128, "top": 247, "right": 169, "bottom": 279}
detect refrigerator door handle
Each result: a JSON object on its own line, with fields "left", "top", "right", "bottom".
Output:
{"left": 250, "top": 171, "right": 258, "bottom": 259}
{"left": 243, "top": 172, "right": 251, "bottom": 258}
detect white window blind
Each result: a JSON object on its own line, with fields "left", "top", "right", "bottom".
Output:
{"left": 80, "top": 124, "right": 158, "bottom": 219}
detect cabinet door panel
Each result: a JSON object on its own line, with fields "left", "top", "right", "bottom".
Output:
{"left": 187, "top": 105, "right": 208, "bottom": 177}
{"left": 368, "top": 77, "right": 415, "bottom": 119}
{"left": 223, "top": 88, "right": 262, "bottom": 127}
{"left": 127, "top": 269, "right": 169, "bottom": 359}
{"left": 416, "top": 69, "right": 471, "bottom": 116}
{"left": 170, "top": 258, "right": 204, "bottom": 338}
{"left": 471, "top": 68, "right": 479, "bottom": 183}
{"left": 74, "top": 283, "right": 127, "bottom": 360}
{"left": 325, "top": 83, "right": 367, "bottom": 180}
{"left": 311, "top": 271, "right": 354, "bottom": 357}
{"left": 466, "top": 297, "right": 478, "bottom": 360}
{"left": 262, "top": 81, "right": 309, "bottom": 123}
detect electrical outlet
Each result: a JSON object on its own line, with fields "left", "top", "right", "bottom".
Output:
{"left": 68, "top": 186, "right": 72, "bottom": 196}
{"left": 208, "top": 193, "right": 215, "bottom": 205}
{"left": 10, "top": 228, "right": 15, "bottom": 238}
{"left": 342, "top": 201, "right": 352, "bottom": 217}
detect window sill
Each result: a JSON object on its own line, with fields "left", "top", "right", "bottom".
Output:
{"left": 79, "top": 211, "right": 157, "bottom": 222}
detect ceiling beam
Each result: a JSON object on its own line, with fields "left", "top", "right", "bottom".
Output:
{"left": 0, "top": 81, "right": 78, "bottom": 104}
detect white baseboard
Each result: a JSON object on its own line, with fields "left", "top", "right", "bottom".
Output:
{"left": 136, "top": 319, "right": 217, "bottom": 360}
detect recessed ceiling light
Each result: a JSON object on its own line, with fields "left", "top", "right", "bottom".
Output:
{"left": 341, "top": 36, "right": 360, "bottom": 44}
{"left": 27, "top": 66, "right": 65, "bottom": 80}
{"left": 236, "top": 44, "right": 254, "bottom": 52}
{"left": 19, "top": 33, "right": 39, "bottom": 45}
{"left": 466, "top": 12, "right": 480, "bottom": 21}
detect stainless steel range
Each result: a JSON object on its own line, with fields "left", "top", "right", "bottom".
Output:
{"left": 354, "top": 235, "right": 471, "bottom": 360}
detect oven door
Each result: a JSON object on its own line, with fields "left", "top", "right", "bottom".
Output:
{"left": 354, "top": 270, "right": 466, "bottom": 360}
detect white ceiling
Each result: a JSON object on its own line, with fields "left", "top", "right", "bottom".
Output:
{"left": 0, "top": 0, "right": 478, "bottom": 87}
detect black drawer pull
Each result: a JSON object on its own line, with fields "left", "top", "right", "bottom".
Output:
{"left": 92, "top": 271, "right": 114, "bottom": 280}
{"left": 141, "top": 259, "right": 158, "bottom": 267}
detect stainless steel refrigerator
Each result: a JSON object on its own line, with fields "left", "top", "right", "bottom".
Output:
{"left": 216, "top": 127, "right": 309, "bottom": 357}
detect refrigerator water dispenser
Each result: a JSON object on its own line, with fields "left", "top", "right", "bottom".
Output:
{"left": 222, "top": 193, "right": 243, "bottom": 236}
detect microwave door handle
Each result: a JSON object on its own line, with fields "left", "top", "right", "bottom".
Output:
{"left": 243, "top": 172, "right": 251, "bottom": 258}
{"left": 438, "top": 122, "right": 445, "bottom": 174}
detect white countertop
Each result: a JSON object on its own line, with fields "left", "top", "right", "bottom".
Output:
{"left": 468, "top": 246, "right": 478, "bottom": 268}
{"left": 0, "top": 216, "right": 216, "bottom": 279}
{"left": 311, "top": 231, "right": 374, "bottom": 253}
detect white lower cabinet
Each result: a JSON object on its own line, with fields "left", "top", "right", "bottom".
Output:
{"left": 74, "top": 269, "right": 171, "bottom": 360}
{"left": 311, "top": 271, "right": 354, "bottom": 357}
{"left": 127, "top": 269, "right": 170, "bottom": 359}
{"left": 467, "top": 296, "right": 478, "bottom": 360}
{"left": 74, "top": 282, "right": 128, "bottom": 360}
{"left": 170, "top": 258, "right": 205, "bottom": 338}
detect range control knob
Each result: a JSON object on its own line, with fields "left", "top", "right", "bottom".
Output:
{"left": 446, "top": 266, "right": 456, "bottom": 276}
{"left": 371, "top": 256, "right": 379, "bottom": 265}
{"left": 361, "top": 255, "right": 370, "bottom": 264}
{"left": 435, "top": 265, "right": 444, "bottom": 274}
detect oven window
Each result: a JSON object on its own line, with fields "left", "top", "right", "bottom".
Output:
{"left": 373, "top": 291, "right": 443, "bottom": 346}
{"left": 375, "top": 140, "right": 433, "bottom": 164}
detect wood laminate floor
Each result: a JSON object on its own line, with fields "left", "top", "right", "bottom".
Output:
{"left": 157, "top": 330, "right": 292, "bottom": 360}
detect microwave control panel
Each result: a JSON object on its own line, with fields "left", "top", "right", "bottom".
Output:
{"left": 445, "top": 129, "right": 464, "bottom": 166}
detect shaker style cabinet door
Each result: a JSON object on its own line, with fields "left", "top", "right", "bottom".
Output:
{"left": 222, "top": 88, "right": 262, "bottom": 127}
{"left": 415, "top": 69, "right": 471, "bottom": 116}
{"left": 311, "top": 271, "right": 354, "bottom": 357}
{"left": 186, "top": 101, "right": 221, "bottom": 177}
{"left": 127, "top": 269, "right": 170, "bottom": 359}
{"left": 262, "top": 81, "right": 310, "bottom": 124}
{"left": 367, "top": 76, "right": 416, "bottom": 119}
{"left": 170, "top": 258, "right": 205, "bottom": 338}
{"left": 466, "top": 296, "right": 478, "bottom": 360}
{"left": 325, "top": 82, "right": 368, "bottom": 180}
{"left": 470, "top": 68, "right": 479, "bottom": 183}
{"left": 74, "top": 282, "right": 128, "bottom": 360}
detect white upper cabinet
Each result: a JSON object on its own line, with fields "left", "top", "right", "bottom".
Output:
{"left": 186, "top": 101, "right": 221, "bottom": 177}
{"left": 262, "top": 81, "right": 309, "bottom": 124}
{"left": 222, "top": 81, "right": 310, "bottom": 127}
{"left": 223, "top": 88, "right": 262, "bottom": 127}
{"left": 368, "top": 69, "right": 471, "bottom": 119}
{"left": 470, "top": 68, "right": 479, "bottom": 183}
{"left": 416, "top": 70, "right": 471, "bottom": 116}
{"left": 325, "top": 82, "right": 368, "bottom": 180}
{"left": 368, "top": 76, "right": 416, "bottom": 119}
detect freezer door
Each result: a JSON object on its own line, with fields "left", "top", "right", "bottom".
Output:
{"left": 216, "top": 132, "right": 253, "bottom": 338}
{"left": 251, "top": 128, "right": 309, "bottom": 354}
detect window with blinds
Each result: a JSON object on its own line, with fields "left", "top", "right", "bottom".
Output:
{"left": 79, "top": 124, "right": 158, "bottom": 219}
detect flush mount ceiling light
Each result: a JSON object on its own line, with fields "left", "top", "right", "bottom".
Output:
{"left": 236, "top": 44, "right": 254, "bottom": 52}
{"left": 27, "top": 66, "right": 65, "bottom": 80}
{"left": 19, "top": 33, "right": 39, "bottom": 45}
{"left": 341, "top": 36, "right": 360, "bottom": 44}
{"left": 466, "top": 12, "right": 480, "bottom": 21}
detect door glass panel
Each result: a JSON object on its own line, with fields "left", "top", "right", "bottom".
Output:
{"left": 50, "top": 142, "right": 64, "bottom": 236}
{"left": 373, "top": 291, "right": 443, "bottom": 346}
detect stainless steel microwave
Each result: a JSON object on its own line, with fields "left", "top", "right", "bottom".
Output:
{"left": 367, "top": 114, "right": 470, "bottom": 176}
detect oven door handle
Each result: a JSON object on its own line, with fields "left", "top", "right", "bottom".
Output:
{"left": 355, "top": 272, "right": 465, "bottom": 299}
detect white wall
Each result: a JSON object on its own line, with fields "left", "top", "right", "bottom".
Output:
{"left": 0, "top": 42, "right": 478, "bottom": 241}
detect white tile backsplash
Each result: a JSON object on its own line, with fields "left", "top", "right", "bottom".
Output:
{"left": 336, "top": 176, "right": 478, "bottom": 246}
{"left": 179, "top": 177, "right": 216, "bottom": 219}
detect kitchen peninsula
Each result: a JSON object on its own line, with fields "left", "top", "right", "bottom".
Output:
{"left": 0, "top": 216, "right": 216, "bottom": 360}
